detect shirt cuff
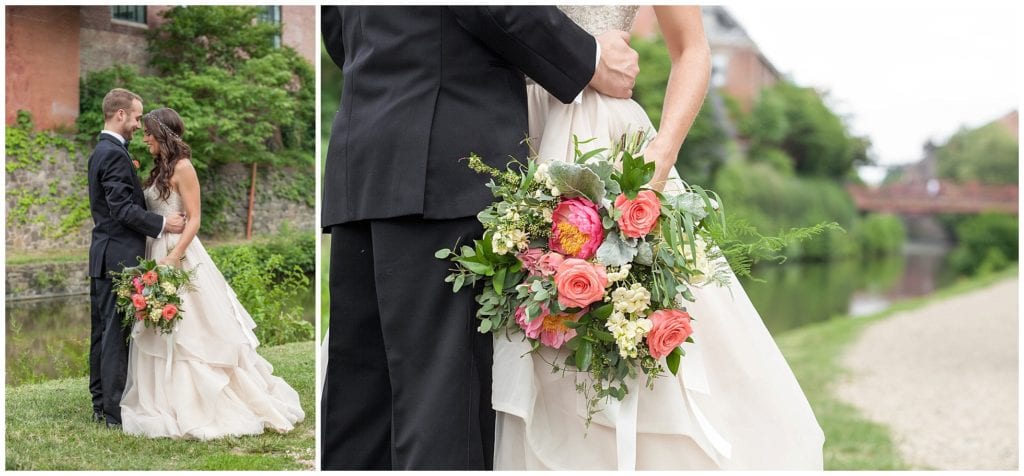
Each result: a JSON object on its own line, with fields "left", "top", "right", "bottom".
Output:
{"left": 573, "top": 38, "right": 601, "bottom": 105}
{"left": 158, "top": 216, "right": 165, "bottom": 239}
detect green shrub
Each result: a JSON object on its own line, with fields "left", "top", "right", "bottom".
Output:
{"left": 948, "top": 212, "right": 1018, "bottom": 276}
{"left": 855, "top": 213, "right": 906, "bottom": 256}
{"left": 208, "top": 233, "right": 315, "bottom": 346}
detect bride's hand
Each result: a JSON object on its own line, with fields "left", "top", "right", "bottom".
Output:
{"left": 159, "top": 252, "right": 183, "bottom": 268}
{"left": 643, "top": 137, "right": 679, "bottom": 193}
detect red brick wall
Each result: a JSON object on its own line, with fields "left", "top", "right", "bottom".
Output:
{"left": 723, "top": 48, "right": 778, "bottom": 112}
{"left": 282, "top": 6, "right": 315, "bottom": 63}
{"left": 5, "top": 6, "right": 81, "bottom": 130}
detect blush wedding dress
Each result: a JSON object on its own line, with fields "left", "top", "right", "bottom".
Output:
{"left": 119, "top": 186, "right": 304, "bottom": 440}
{"left": 490, "top": 5, "right": 825, "bottom": 470}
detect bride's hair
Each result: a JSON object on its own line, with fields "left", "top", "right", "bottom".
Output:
{"left": 142, "top": 107, "right": 192, "bottom": 201}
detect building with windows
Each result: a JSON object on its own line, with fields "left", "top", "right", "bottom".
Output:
{"left": 632, "top": 6, "right": 782, "bottom": 112}
{"left": 5, "top": 5, "right": 315, "bottom": 130}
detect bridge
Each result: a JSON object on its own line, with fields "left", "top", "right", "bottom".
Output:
{"left": 847, "top": 180, "right": 1018, "bottom": 215}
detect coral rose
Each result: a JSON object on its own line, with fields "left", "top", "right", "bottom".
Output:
{"left": 549, "top": 197, "right": 604, "bottom": 259}
{"left": 554, "top": 258, "right": 608, "bottom": 309}
{"left": 141, "top": 270, "right": 159, "bottom": 286}
{"left": 162, "top": 304, "right": 178, "bottom": 321}
{"left": 131, "top": 293, "right": 147, "bottom": 310}
{"left": 615, "top": 190, "right": 662, "bottom": 238}
{"left": 646, "top": 309, "right": 693, "bottom": 359}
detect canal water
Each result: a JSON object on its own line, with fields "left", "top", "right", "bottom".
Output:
{"left": 7, "top": 243, "right": 954, "bottom": 385}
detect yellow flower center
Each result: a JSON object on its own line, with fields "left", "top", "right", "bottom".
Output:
{"left": 542, "top": 313, "right": 576, "bottom": 333}
{"left": 557, "top": 222, "right": 587, "bottom": 256}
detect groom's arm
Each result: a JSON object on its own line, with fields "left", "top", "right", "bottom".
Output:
{"left": 449, "top": 6, "right": 596, "bottom": 104}
{"left": 321, "top": 6, "right": 344, "bottom": 70}
{"left": 98, "top": 150, "right": 164, "bottom": 239}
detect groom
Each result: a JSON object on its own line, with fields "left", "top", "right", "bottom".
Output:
{"left": 321, "top": 6, "right": 639, "bottom": 470}
{"left": 86, "top": 88, "right": 185, "bottom": 427}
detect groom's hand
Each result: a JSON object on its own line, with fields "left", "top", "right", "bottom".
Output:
{"left": 590, "top": 30, "right": 639, "bottom": 99}
{"left": 164, "top": 213, "right": 186, "bottom": 234}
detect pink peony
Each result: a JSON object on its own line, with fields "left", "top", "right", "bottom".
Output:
{"left": 646, "top": 309, "right": 694, "bottom": 359}
{"left": 131, "top": 293, "right": 147, "bottom": 311}
{"left": 549, "top": 197, "right": 604, "bottom": 259}
{"left": 161, "top": 304, "right": 178, "bottom": 321}
{"left": 615, "top": 190, "right": 662, "bottom": 238}
{"left": 132, "top": 277, "right": 144, "bottom": 293}
{"left": 535, "top": 252, "right": 565, "bottom": 277}
{"left": 554, "top": 258, "right": 608, "bottom": 309}
{"left": 516, "top": 248, "right": 545, "bottom": 276}
{"left": 141, "top": 270, "right": 159, "bottom": 286}
{"left": 514, "top": 304, "right": 582, "bottom": 349}
{"left": 514, "top": 303, "right": 547, "bottom": 339}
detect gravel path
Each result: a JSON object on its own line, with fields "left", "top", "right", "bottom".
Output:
{"left": 835, "top": 276, "right": 1019, "bottom": 470}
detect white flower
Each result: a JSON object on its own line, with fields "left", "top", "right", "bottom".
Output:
{"left": 605, "top": 312, "right": 651, "bottom": 359}
{"left": 606, "top": 264, "right": 632, "bottom": 282}
{"left": 541, "top": 208, "right": 553, "bottom": 223}
{"left": 160, "top": 282, "right": 177, "bottom": 295}
{"left": 550, "top": 186, "right": 561, "bottom": 197}
{"left": 611, "top": 283, "right": 651, "bottom": 316}
{"left": 149, "top": 309, "right": 161, "bottom": 322}
{"left": 535, "top": 163, "right": 550, "bottom": 182}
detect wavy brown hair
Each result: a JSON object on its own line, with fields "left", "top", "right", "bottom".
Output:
{"left": 142, "top": 108, "right": 192, "bottom": 201}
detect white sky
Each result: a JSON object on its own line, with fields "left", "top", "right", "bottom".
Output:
{"left": 725, "top": 1, "right": 1020, "bottom": 167}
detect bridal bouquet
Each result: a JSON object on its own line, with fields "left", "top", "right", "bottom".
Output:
{"left": 439, "top": 133, "right": 837, "bottom": 420}
{"left": 113, "top": 258, "right": 196, "bottom": 335}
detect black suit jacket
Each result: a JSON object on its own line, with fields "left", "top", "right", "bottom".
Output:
{"left": 87, "top": 133, "right": 164, "bottom": 279}
{"left": 321, "top": 6, "right": 597, "bottom": 227}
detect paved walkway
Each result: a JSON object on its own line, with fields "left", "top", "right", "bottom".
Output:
{"left": 835, "top": 276, "right": 1019, "bottom": 470}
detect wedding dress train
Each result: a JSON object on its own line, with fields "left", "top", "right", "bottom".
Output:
{"left": 489, "top": 6, "right": 825, "bottom": 470}
{"left": 120, "top": 187, "right": 305, "bottom": 440}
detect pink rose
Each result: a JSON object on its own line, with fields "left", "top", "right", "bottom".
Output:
{"left": 141, "top": 270, "right": 159, "bottom": 286}
{"left": 549, "top": 197, "right": 604, "bottom": 259}
{"left": 132, "top": 277, "right": 144, "bottom": 293}
{"left": 516, "top": 248, "right": 545, "bottom": 276}
{"left": 514, "top": 304, "right": 582, "bottom": 349}
{"left": 131, "top": 293, "right": 147, "bottom": 311}
{"left": 646, "top": 309, "right": 694, "bottom": 359}
{"left": 162, "top": 304, "right": 178, "bottom": 321}
{"left": 615, "top": 190, "right": 662, "bottom": 238}
{"left": 535, "top": 252, "right": 565, "bottom": 277}
{"left": 554, "top": 258, "right": 608, "bottom": 309}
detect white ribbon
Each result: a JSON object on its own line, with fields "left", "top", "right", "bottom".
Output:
{"left": 611, "top": 336, "right": 732, "bottom": 470}
{"left": 164, "top": 330, "right": 175, "bottom": 388}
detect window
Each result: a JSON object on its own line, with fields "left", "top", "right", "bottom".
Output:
{"left": 111, "top": 6, "right": 147, "bottom": 25}
{"left": 259, "top": 6, "right": 282, "bottom": 48}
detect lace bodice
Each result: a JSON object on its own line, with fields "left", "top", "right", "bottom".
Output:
{"left": 144, "top": 186, "right": 183, "bottom": 217}
{"left": 558, "top": 5, "right": 639, "bottom": 35}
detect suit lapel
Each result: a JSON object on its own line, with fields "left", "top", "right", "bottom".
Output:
{"left": 98, "top": 133, "right": 147, "bottom": 210}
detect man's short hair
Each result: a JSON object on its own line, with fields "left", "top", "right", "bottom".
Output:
{"left": 102, "top": 88, "right": 143, "bottom": 120}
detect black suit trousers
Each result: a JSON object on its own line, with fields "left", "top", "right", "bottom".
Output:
{"left": 321, "top": 216, "right": 494, "bottom": 470}
{"left": 89, "top": 277, "right": 132, "bottom": 424}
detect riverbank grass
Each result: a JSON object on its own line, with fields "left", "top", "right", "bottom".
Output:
{"left": 5, "top": 341, "right": 314, "bottom": 470}
{"left": 776, "top": 264, "right": 1017, "bottom": 470}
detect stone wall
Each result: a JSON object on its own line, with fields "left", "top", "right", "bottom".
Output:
{"left": 6, "top": 143, "right": 315, "bottom": 254}
{"left": 5, "top": 261, "right": 91, "bottom": 300}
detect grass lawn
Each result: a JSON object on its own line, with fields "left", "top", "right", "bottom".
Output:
{"left": 775, "top": 264, "right": 1017, "bottom": 470}
{"left": 5, "top": 341, "right": 315, "bottom": 471}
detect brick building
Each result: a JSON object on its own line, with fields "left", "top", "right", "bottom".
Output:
{"left": 632, "top": 5, "right": 781, "bottom": 112}
{"left": 5, "top": 5, "right": 315, "bottom": 130}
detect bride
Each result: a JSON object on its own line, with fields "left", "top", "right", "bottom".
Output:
{"left": 492, "top": 6, "right": 825, "bottom": 470}
{"left": 119, "top": 107, "right": 305, "bottom": 439}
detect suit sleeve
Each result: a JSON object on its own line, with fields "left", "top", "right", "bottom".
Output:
{"left": 321, "top": 6, "right": 345, "bottom": 70}
{"left": 449, "top": 6, "right": 596, "bottom": 104}
{"left": 98, "top": 151, "right": 164, "bottom": 238}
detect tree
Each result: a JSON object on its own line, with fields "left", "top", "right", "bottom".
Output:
{"left": 78, "top": 6, "right": 314, "bottom": 238}
{"left": 936, "top": 122, "right": 1018, "bottom": 184}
